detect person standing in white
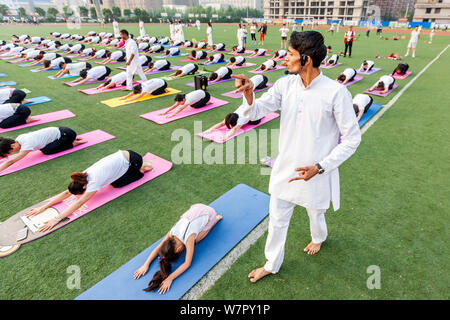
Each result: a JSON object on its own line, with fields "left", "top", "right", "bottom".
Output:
{"left": 113, "top": 19, "right": 120, "bottom": 38}
{"left": 176, "top": 21, "right": 185, "bottom": 42}
{"left": 237, "top": 24, "right": 244, "bottom": 48}
{"left": 405, "top": 26, "right": 420, "bottom": 58}
{"left": 232, "top": 31, "right": 361, "bottom": 283}
{"left": 279, "top": 24, "right": 289, "bottom": 49}
{"left": 206, "top": 22, "right": 213, "bottom": 48}
{"left": 139, "top": 19, "right": 146, "bottom": 37}
{"left": 196, "top": 19, "right": 201, "bottom": 31}
{"left": 429, "top": 27, "right": 435, "bottom": 44}
{"left": 121, "top": 29, "right": 147, "bottom": 90}
{"left": 169, "top": 21, "right": 175, "bottom": 41}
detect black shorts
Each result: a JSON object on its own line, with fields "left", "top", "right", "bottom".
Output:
{"left": 0, "top": 104, "right": 31, "bottom": 129}
{"left": 216, "top": 55, "right": 225, "bottom": 63}
{"left": 187, "top": 64, "right": 199, "bottom": 75}
{"left": 40, "top": 127, "right": 77, "bottom": 155}
{"left": 236, "top": 58, "right": 246, "bottom": 66}
{"left": 158, "top": 61, "right": 171, "bottom": 70}
{"left": 198, "top": 51, "right": 207, "bottom": 59}
{"left": 111, "top": 150, "right": 144, "bottom": 188}
{"left": 364, "top": 96, "right": 374, "bottom": 113}
{"left": 85, "top": 62, "right": 92, "bottom": 70}
{"left": 281, "top": 36, "right": 287, "bottom": 41}
{"left": 4, "top": 89, "right": 26, "bottom": 104}
{"left": 116, "top": 53, "right": 126, "bottom": 62}
{"left": 191, "top": 91, "right": 211, "bottom": 109}
{"left": 248, "top": 119, "right": 262, "bottom": 125}
{"left": 98, "top": 66, "right": 111, "bottom": 81}
{"left": 222, "top": 67, "right": 232, "bottom": 80}
{"left": 348, "top": 70, "right": 356, "bottom": 82}
{"left": 388, "top": 79, "right": 395, "bottom": 90}
{"left": 254, "top": 75, "right": 268, "bottom": 90}
{"left": 80, "top": 44, "right": 85, "bottom": 51}
{"left": 151, "top": 81, "right": 168, "bottom": 95}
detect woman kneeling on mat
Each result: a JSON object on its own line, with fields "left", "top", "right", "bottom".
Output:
{"left": 134, "top": 203, "right": 222, "bottom": 294}
{"left": 391, "top": 63, "right": 409, "bottom": 76}
{"left": 226, "top": 56, "right": 246, "bottom": 67}
{"left": 66, "top": 66, "right": 112, "bottom": 86}
{"left": 168, "top": 63, "right": 198, "bottom": 79}
{"left": 97, "top": 50, "right": 126, "bottom": 64}
{"left": 208, "top": 66, "right": 232, "bottom": 83}
{"left": 160, "top": 90, "right": 211, "bottom": 118}
{"left": 0, "top": 87, "right": 30, "bottom": 105}
{"left": 144, "top": 59, "right": 171, "bottom": 73}
{"left": 358, "top": 60, "right": 375, "bottom": 73}
{"left": 53, "top": 61, "right": 91, "bottom": 79}
{"left": 203, "top": 53, "right": 225, "bottom": 65}
{"left": 232, "top": 45, "right": 245, "bottom": 54}
{"left": 164, "top": 47, "right": 180, "bottom": 57}
{"left": 353, "top": 94, "right": 373, "bottom": 122}
{"left": 120, "top": 78, "right": 168, "bottom": 102}
{"left": 190, "top": 50, "right": 207, "bottom": 61}
{"left": 248, "top": 48, "right": 266, "bottom": 58}
{"left": 368, "top": 75, "right": 395, "bottom": 94}
{"left": 324, "top": 53, "right": 339, "bottom": 67}
{"left": 24, "top": 150, "right": 153, "bottom": 232}
{"left": 0, "top": 103, "right": 38, "bottom": 129}
{"left": 253, "top": 59, "right": 277, "bottom": 72}
{"left": 0, "top": 127, "right": 86, "bottom": 173}
{"left": 336, "top": 68, "right": 357, "bottom": 85}
{"left": 95, "top": 71, "right": 131, "bottom": 91}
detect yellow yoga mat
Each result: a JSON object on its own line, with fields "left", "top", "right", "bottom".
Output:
{"left": 101, "top": 88, "right": 181, "bottom": 108}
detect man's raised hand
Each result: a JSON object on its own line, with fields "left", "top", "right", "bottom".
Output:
{"left": 231, "top": 74, "right": 254, "bottom": 105}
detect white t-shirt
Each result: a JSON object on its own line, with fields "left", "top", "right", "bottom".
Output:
{"left": 234, "top": 56, "right": 245, "bottom": 64}
{"left": 16, "top": 127, "right": 61, "bottom": 151}
{"left": 99, "top": 32, "right": 106, "bottom": 37}
{"left": 84, "top": 150, "right": 130, "bottom": 193}
{"left": 160, "top": 37, "right": 169, "bottom": 44}
{"left": 61, "top": 33, "right": 70, "bottom": 39}
{"left": 410, "top": 30, "right": 420, "bottom": 43}
{"left": 82, "top": 48, "right": 93, "bottom": 55}
{"left": 279, "top": 27, "right": 289, "bottom": 37}
{"left": 95, "top": 49, "right": 106, "bottom": 58}
{"left": 19, "top": 35, "right": 28, "bottom": 41}
{"left": 31, "top": 36, "right": 41, "bottom": 43}
{"left": 138, "top": 55, "right": 148, "bottom": 66}
{"left": 195, "top": 50, "right": 205, "bottom": 59}
{"left": 328, "top": 54, "right": 338, "bottom": 63}
{"left": 212, "top": 53, "right": 222, "bottom": 63}
{"left": 257, "top": 48, "right": 266, "bottom": 56}
{"left": 169, "top": 204, "right": 215, "bottom": 244}
{"left": 379, "top": 75, "right": 394, "bottom": 88}
{"left": 277, "top": 50, "right": 287, "bottom": 57}
{"left": 362, "top": 60, "right": 374, "bottom": 69}
{"left": 263, "top": 59, "right": 275, "bottom": 69}
{"left": 71, "top": 44, "right": 82, "bottom": 53}
{"left": 215, "top": 66, "right": 230, "bottom": 78}
{"left": 149, "top": 37, "right": 157, "bottom": 44}
{"left": 154, "top": 59, "right": 169, "bottom": 70}
{"left": 50, "top": 57, "right": 65, "bottom": 68}
{"left": 67, "top": 62, "right": 87, "bottom": 76}
{"left": 60, "top": 44, "right": 71, "bottom": 51}
{"left": 185, "top": 90, "right": 206, "bottom": 105}
{"left": 0, "top": 88, "right": 12, "bottom": 104}
{"left": 110, "top": 51, "right": 124, "bottom": 61}
{"left": 43, "top": 52, "right": 57, "bottom": 61}
{"left": 91, "top": 36, "right": 100, "bottom": 43}
{"left": 197, "top": 42, "right": 206, "bottom": 48}
{"left": 181, "top": 63, "right": 196, "bottom": 75}
{"left": 87, "top": 31, "right": 96, "bottom": 36}
{"left": 215, "top": 43, "right": 225, "bottom": 50}
{"left": 139, "top": 42, "right": 149, "bottom": 50}
{"left": 0, "top": 103, "right": 15, "bottom": 122}
{"left": 353, "top": 94, "right": 371, "bottom": 111}
{"left": 110, "top": 71, "right": 127, "bottom": 85}
{"left": 110, "top": 39, "right": 119, "bottom": 46}
{"left": 234, "top": 105, "right": 250, "bottom": 126}
{"left": 168, "top": 47, "right": 179, "bottom": 55}
{"left": 151, "top": 44, "right": 162, "bottom": 52}
{"left": 185, "top": 41, "right": 192, "bottom": 47}
{"left": 250, "top": 74, "right": 265, "bottom": 89}
{"left": 250, "top": 26, "right": 256, "bottom": 34}
{"left": 52, "top": 32, "right": 61, "bottom": 37}
{"left": 342, "top": 68, "right": 356, "bottom": 80}
{"left": 26, "top": 50, "right": 41, "bottom": 59}
{"left": 87, "top": 66, "right": 107, "bottom": 79}
{"left": 141, "top": 78, "right": 165, "bottom": 94}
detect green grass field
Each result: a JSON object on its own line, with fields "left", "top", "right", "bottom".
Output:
{"left": 0, "top": 23, "right": 449, "bottom": 300}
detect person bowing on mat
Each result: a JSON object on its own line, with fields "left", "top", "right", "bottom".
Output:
{"left": 231, "top": 31, "right": 361, "bottom": 283}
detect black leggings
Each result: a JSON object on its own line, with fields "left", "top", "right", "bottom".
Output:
{"left": 236, "top": 58, "right": 246, "bottom": 66}
{"left": 4, "top": 89, "right": 26, "bottom": 104}
{"left": 254, "top": 75, "right": 268, "bottom": 90}
{"left": 98, "top": 66, "right": 111, "bottom": 81}
{"left": 40, "top": 127, "right": 77, "bottom": 155}
{"left": 248, "top": 119, "right": 262, "bottom": 125}
{"left": 222, "top": 68, "right": 232, "bottom": 80}
{"left": 0, "top": 105, "right": 31, "bottom": 128}
{"left": 111, "top": 150, "right": 144, "bottom": 188}
{"left": 344, "top": 41, "right": 353, "bottom": 57}
{"left": 364, "top": 96, "right": 374, "bottom": 113}
{"left": 150, "top": 81, "right": 168, "bottom": 95}
{"left": 191, "top": 91, "right": 211, "bottom": 109}
{"left": 158, "top": 61, "right": 171, "bottom": 70}
{"left": 116, "top": 53, "right": 126, "bottom": 62}
{"left": 393, "top": 63, "right": 409, "bottom": 76}
{"left": 251, "top": 33, "right": 256, "bottom": 41}
{"left": 187, "top": 64, "right": 199, "bottom": 75}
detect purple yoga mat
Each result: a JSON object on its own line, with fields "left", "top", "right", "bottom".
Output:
{"left": 186, "top": 77, "right": 233, "bottom": 87}
{"left": 364, "top": 84, "right": 398, "bottom": 97}
{"left": 320, "top": 62, "right": 343, "bottom": 69}
{"left": 339, "top": 75, "right": 364, "bottom": 86}
{"left": 248, "top": 65, "right": 286, "bottom": 74}
{"left": 197, "top": 112, "right": 280, "bottom": 143}
{"left": 221, "top": 83, "right": 274, "bottom": 98}
{"left": 357, "top": 67, "right": 381, "bottom": 75}
{"left": 140, "top": 97, "right": 229, "bottom": 125}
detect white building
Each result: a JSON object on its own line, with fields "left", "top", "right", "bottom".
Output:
{"left": 200, "top": 0, "right": 264, "bottom": 11}
{"left": 413, "top": 0, "right": 450, "bottom": 23}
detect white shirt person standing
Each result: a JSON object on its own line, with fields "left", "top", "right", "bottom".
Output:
{"left": 121, "top": 29, "right": 147, "bottom": 91}
{"left": 406, "top": 26, "right": 420, "bottom": 58}
{"left": 232, "top": 31, "right": 361, "bottom": 283}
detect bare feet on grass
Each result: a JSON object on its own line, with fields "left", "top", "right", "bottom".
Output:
{"left": 73, "top": 137, "right": 87, "bottom": 147}
{"left": 140, "top": 161, "right": 153, "bottom": 174}
{"left": 248, "top": 267, "right": 271, "bottom": 283}
{"left": 304, "top": 241, "right": 322, "bottom": 255}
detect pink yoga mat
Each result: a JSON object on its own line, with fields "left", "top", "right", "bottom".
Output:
{"left": 0, "top": 130, "right": 115, "bottom": 176}
{"left": 320, "top": 63, "right": 343, "bottom": 69}
{"left": 364, "top": 84, "right": 398, "bottom": 97}
{"left": 339, "top": 75, "right": 364, "bottom": 86}
{"left": 116, "top": 66, "right": 182, "bottom": 75}
{"left": 248, "top": 65, "right": 286, "bottom": 74}
{"left": 79, "top": 81, "right": 143, "bottom": 95}
{"left": 140, "top": 97, "right": 229, "bottom": 125}
{"left": 221, "top": 83, "right": 274, "bottom": 99}
{"left": 226, "top": 50, "right": 254, "bottom": 55}
{"left": 64, "top": 79, "right": 105, "bottom": 87}
{"left": 197, "top": 112, "right": 279, "bottom": 143}
{"left": 16, "top": 152, "right": 172, "bottom": 245}
{"left": 245, "top": 54, "right": 270, "bottom": 59}
{"left": 392, "top": 71, "right": 411, "bottom": 80}
{"left": 94, "top": 61, "right": 121, "bottom": 65}
{"left": 186, "top": 77, "right": 233, "bottom": 87}
{"left": 0, "top": 110, "right": 75, "bottom": 133}
{"left": 228, "top": 62, "right": 256, "bottom": 69}
{"left": 180, "top": 58, "right": 207, "bottom": 62}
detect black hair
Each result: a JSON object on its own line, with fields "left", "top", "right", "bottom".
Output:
{"left": 230, "top": 57, "right": 236, "bottom": 63}
{"left": 59, "top": 61, "right": 66, "bottom": 69}
{"left": 225, "top": 113, "right": 239, "bottom": 129}
{"left": 191, "top": 50, "right": 196, "bottom": 57}
{"left": 104, "top": 79, "right": 112, "bottom": 86}
{"left": 337, "top": 74, "right": 346, "bottom": 82}
{"left": 289, "top": 31, "right": 327, "bottom": 68}
{"left": 165, "top": 49, "right": 170, "bottom": 55}
{"left": 0, "top": 138, "right": 15, "bottom": 158}
{"left": 174, "top": 94, "right": 186, "bottom": 102}
{"left": 377, "top": 81, "right": 385, "bottom": 89}
{"left": 64, "top": 57, "right": 72, "bottom": 64}
{"left": 133, "top": 84, "right": 142, "bottom": 94}
{"left": 209, "top": 72, "right": 218, "bottom": 81}
{"left": 79, "top": 69, "right": 88, "bottom": 79}
{"left": 68, "top": 172, "right": 88, "bottom": 195}
{"left": 85, "top": 63, "right": 92, "bottom": 70}
{"left": 43, "top": 60, "right": 51, "bottom": 68}
{"left": 327, "top": 45, "right": 332, "bottom": 49}
{"left": 120, "top": 29, "right": 129, "bottom": 36}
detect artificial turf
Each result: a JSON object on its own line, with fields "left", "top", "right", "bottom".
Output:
{"left": 0, "top": 23, "right": 448, "bottom": 300}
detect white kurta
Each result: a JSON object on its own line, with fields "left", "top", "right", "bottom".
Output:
{"left": 113, "top": 21, "right": 120, "bottom": 38}
{"left": 207, "top": 27, "right": 213, "bottom": 47}
{"left": 170, "top": 24, "right": 175, "bottom": 41}
{"left": 125, "top": 38, "right": 147, "bottom": 89}
{"left": 242, "top": 73, "right": 361, "bottom": 211}
{"left": 177, "top": 24, "right": 185, "bottom": 42}
{"left": 139, "top": 21, "right": 146, "bottom": 37}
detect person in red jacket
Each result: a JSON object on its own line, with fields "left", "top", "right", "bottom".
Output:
{"left": 344, "top": 26, "right": 355, "bottom": 57}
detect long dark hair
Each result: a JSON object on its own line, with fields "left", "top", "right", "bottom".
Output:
{"left": 225, "top": 113, "right": 239, "bottom": 129}
{"left": 144, "top": 237, "right": 180, "bottom": 292}
{"left": 68, "top": 172, "right": 88, "bottom": 195}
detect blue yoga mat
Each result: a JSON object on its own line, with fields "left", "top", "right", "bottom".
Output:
{"left": 24, "top": 96, "right": 52, "bottom": 106}
{"left": 0, "top": 74, "right": 6, "bottom": 77}
{"left": 76, "top": 184, "right": 270, "bottom": 300}
{"left": 0, "top": 81, "right": 16, "bottom": 87}
{"left": 18, "top": 63, "right": 42, "bottom": 67}
{"left": 358, "top": 103, "right": 382, "bottom": 127}
{"left": 31, "top": 67, "right": 61, "bottom": 72}
{"left": 47, "top": 74, "right": 78, "bottom": 80}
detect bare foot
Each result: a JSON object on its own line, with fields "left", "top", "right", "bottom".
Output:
{"left": 140, "top": 161, "right": 153, "bottom": 173}
{"left": 248, "top": 267, "right": 271, "bottom": 283}
{"left": 303, "top": 241, "right": 322, "bottom": 255}
{"left": 26, "top": 117, "right": 39, "bottom": 123}
{"left": 73, "top": 138, "right": 87, "bottom": 146}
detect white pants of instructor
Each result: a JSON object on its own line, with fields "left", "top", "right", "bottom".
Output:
{"left": 126, "top": 60, "right": 147, "bottom": 90}
{"left": 264, "top": 197, "right": 327, "bottom": 273}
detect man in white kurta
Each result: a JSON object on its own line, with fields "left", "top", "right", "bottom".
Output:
{"left": 169, "top": 21, "right": 175, "bottom": 41}
{"left": 233, "top": 31, "right": 361, "bottom": 283}
{"left": 121, "top": 30, "right": 147, "bottom": 90}
{"left": 206, "top": 23, "right": 213, "bottom": 47}
{"left": 176, "top": 21, "right": 185, "bottom": 42}
{"left": 113, "top": 19, "right": 120, "bottom": 38}
{"left": 139, "top": 20, "right": 146, "bottom": 37}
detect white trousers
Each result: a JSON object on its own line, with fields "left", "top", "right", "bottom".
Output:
{"left": 264, "top": 197, "right": 328, "bottom": 274}
{"left": 126, "top": 62, "right": 147, "bottom": 90}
